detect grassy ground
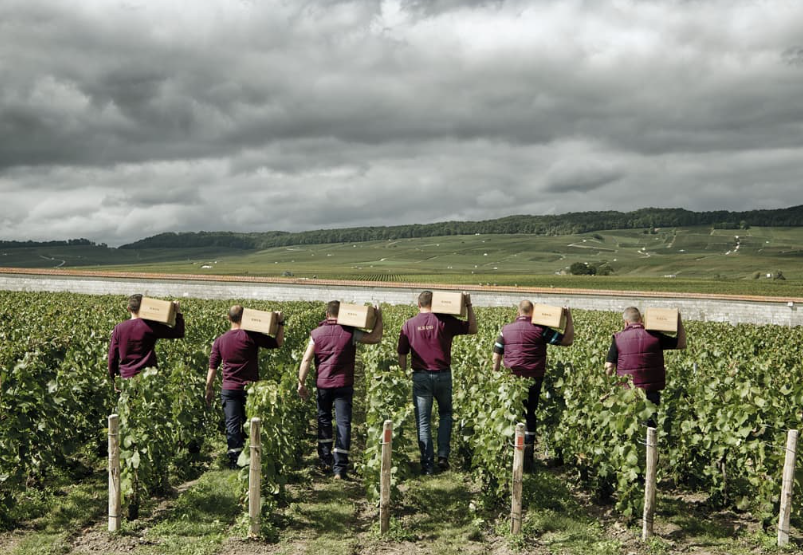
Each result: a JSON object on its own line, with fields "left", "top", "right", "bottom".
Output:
{"left": 2, "top": 458, "right": 796, "bottom": 554}
{"left": 4, "top": 226, "right": 803, "bottom": 296}
{"left": 0, "top": 478, "right": 106, "bottom": 555}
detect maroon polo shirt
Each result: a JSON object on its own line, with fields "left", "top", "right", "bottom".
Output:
{"left": 108, "top": 314, "right": 185, "bottom": 379}
{"left": 397, "top": 312, "right": 470, "bottom": 371}
{"left": 209, "top": 329, "right": 279, "bottom": 391}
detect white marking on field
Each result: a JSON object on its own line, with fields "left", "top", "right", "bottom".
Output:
{"left": 38, "top": 254, "right": 66, "bottom": 267}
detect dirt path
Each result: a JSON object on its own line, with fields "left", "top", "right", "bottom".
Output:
{"left": 67, "top": 475, "right": 210, "bottom": 555}
{"left": 0, "top": 531, "right": 24, "bottom": 553}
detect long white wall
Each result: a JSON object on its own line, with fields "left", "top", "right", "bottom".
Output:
{"left": 1, "top": 273, "right": 800, "bottom": 327}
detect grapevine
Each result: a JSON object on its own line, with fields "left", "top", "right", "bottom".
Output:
{"left": 2, "top": 291, "right": 803, "bottom": 530}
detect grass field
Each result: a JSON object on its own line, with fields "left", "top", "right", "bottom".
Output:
{"left": 3, "top": 226, "right": 803, "bottom": 296}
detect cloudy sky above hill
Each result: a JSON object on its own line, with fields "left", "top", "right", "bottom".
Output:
{"left": 1, "top": 0, "right": 802, "bottom": 245}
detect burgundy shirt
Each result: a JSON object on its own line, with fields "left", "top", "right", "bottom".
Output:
{"left": 108, "top": 314, "right": 185, "bottom": 379}
{"left": 209, "top": 329, "right": 279, "bottom": 391}
{"left": 311, "top": 320, "right": 359, "bottom": 389}
{"left": 397, "top": 312, "right": 470, "bottom": 371}
{"left": 608, "top": 323, "right": 676, "bottom": 392}
{"left": 494, "top": 316, "right": 563, "bottom": 378}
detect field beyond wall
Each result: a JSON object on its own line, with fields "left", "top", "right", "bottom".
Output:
{"left": 4, "top": 226, "right": 803, "bottom": 297}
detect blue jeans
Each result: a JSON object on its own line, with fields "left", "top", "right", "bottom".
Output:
{"left": 316, "top": 386, "right": 354, "bottom": 474}
{"left": 221, "top": 389, "right": 247, "bottom": 464}
{"left": 412, "top": 370, "right": 453, "bottom": 471}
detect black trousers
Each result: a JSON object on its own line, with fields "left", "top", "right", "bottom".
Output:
{"left": 316, "top": 386, "right": 354, "bottom": 474}
{"left": 524, "top": 378, "right": 544, "bottom": 446}
{"left": 645, "top": 390, "right": 661, "bottom": 428}
{"left": 221, "top": 389, "right": 247, "bottom": 464}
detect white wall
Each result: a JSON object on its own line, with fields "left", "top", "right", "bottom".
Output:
{"left": 1, "top": 273, "right": 800, "bottom": 327}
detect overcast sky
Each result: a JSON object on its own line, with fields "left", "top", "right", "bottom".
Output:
{"left": 1, "top": 0, "right": 802, "bottom": 246}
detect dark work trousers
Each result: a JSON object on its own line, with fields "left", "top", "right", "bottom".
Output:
{"left": 524, "top": 378, "right": 544, "bottom": 446}
{"left": 221, "top": 389, "right": 247, "bottom": 465}
{"left": 645, "top": 390, "right": 661, "bottom": 429}
{"left": 316, "top": 386, "right": 354, "bottom": 475}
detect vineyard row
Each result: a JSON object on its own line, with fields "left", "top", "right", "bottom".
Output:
{"left": 1, "top": 290, "right": 802, "bottom": 537}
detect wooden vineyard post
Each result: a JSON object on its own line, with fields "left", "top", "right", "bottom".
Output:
{"left": 249, "top": 418, "right": 262, "bottom": 538}
{"left": 511, "top": 423, "right": 525, "bottom": 534}
{"left": 108, "top": 414, "right": 121, "bottom": 532}
{"left": 778, "top": 429, "right": 798, "bottom": 547}
{"left": 379, "top": 419, "right": 393, "bottom": 534}
{"left": 642, "top": 427, "right": 658, "bottom": 541}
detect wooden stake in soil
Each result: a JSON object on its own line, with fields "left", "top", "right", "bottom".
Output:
{"left": 108, "top": 414, "right": 121, "bottom": 532}
{"left": 778, "top": 429, "right": 798, "bottom": 547}
{"left": 379, "top": 419, "right": 393, "bottom": 534}
{"left": 511, "top": 422, "right": 525, "bottom": 534}
{"left": 642, "top": 426, "right": 658, "bottom": 541}
{"left": 249, "top": 418, "right": 262, "bottom": 538}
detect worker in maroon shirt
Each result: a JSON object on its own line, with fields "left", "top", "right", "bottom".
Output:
{"left": 108, "top": 294, "right": 185, "bottom": 383}
{"left": 604, "top": 306, "right": 686, "bottom": 427}
{"left": 397, "top": 291, "right": 477, "bottom": 475}
{"left": 297, "top": 301, "right": 383, "bottom": 480}
{"left": 492, "top": 300, "right": 574, "bottom": 471}
{"left": 206, "top": 305, "right": 285, "bottom": 469}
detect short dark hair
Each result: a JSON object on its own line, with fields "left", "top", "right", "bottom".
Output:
{"left": 128, "top": 294, "right": 142, "bottom": 313}
{"left": 418, "top": 291, "right": 433, "bottom": 308}
{"left": 326, "top": 300, "right": 340, "bottom": 317}
{"left": 228, "top": 305, "right": 244, "bottom": 323}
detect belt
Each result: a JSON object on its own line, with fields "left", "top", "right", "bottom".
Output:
{"left": 412, "top": 368, "right": 452, "bottom": 373}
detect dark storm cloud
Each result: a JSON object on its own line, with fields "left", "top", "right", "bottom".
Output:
{"left": 781, "top": 46, "right": 803, "bottom": 67}
{"left": 1, "top": 0, "right": 802, "bottom": 244}
{"left": 543, "top": 160, "right": 624, "bottom": 193}
{"left": 401, "top": 0, "right": 505, "bottom": 16}
{"left": 101, "top": 183, "right": 204, "bottom": 208}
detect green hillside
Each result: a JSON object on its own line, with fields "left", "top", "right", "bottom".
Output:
{"left": 118, "top": 205, "right": 803, "bottom": 250}
{"left": 3, "top": 225, "right": 801, "bottom": 296}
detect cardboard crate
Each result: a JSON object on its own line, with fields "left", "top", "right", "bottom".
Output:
{"left": 431, "top": 291, "right": 467, "bottom": 317}
{"left": 138, "top": 297, "right": 177, "bottom": 327}
{"left": 241, "top": 308, "right": 280, "bottom": 336}
{"left": 337, "top": 303, "right": 377, "bottom": 330}
{"left": 531, "top": 303, "right": 566, "bottom": 331}
{"left": 644, "top": 308, "right": 678, "bottom": 334}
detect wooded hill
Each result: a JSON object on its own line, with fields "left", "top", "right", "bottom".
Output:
{"left": 0, "top": 238, "right": 100, "bottom": 249}
{"left": 117, "top": 205, "right": 803, "bottom": 250}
